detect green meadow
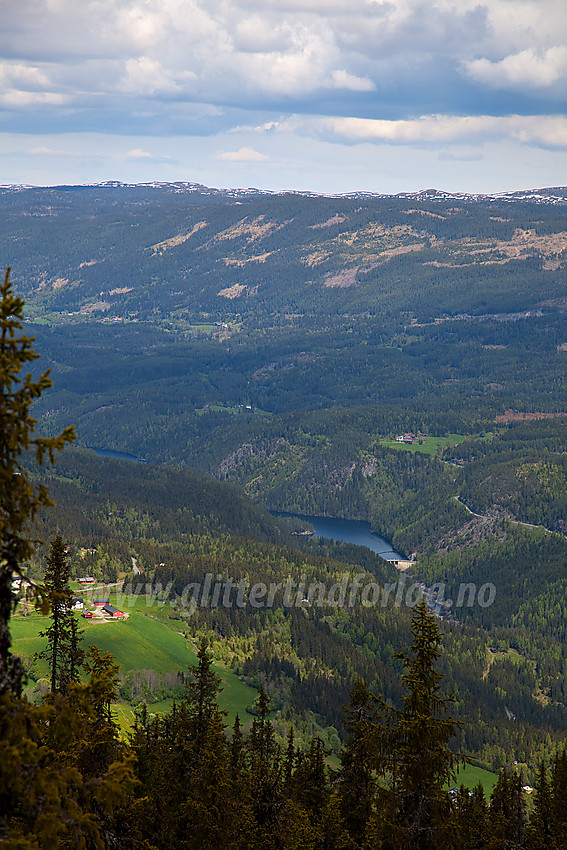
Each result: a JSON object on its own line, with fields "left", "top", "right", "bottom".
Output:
{"left": 449, "top": 762, "right": 499, "bottom": 797}
{"left": 11, "top": 606, "right": 257, "bottom": 728}
{"left": 10, "top": 616, "right": 51, "bottom": 666}
{"left": 380, "top": 434, "right": 467, "bottom": 455}
{"left": 82, "top": 611, "right": 195, "bottom": 673}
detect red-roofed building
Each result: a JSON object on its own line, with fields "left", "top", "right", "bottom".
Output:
{"left": 102, "top": 604, "right": 124, "bottom": 619}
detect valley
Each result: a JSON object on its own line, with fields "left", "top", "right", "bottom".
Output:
{"left": 4, "top": 182, "right": 567, "bottom": 790}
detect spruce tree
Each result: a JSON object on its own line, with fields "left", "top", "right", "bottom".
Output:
{"left": 185, "top": 637, "right": 225, "bottom": 746}
{"left": 527, "top": 761, "right": 553, "bottom": 849}
{"left": 550, "top": 749, "right": 567, "bottom": 841}
{"left": 338, "top": 678, "right": 380, "bottom": 845}
{"left": 230, "top": 712, "right": 246, "bottom": 784}
{"left": 0, "top": 266, "right": 74, "bottom": 695}
{"left": 380, "top": 600, "right": 461, "bottom": 849}
{"left": 228, "top": 712, "right": 258, "bottom": 849}
{"left": 181, "top": 706, "right": 232, "bottom": 850}
{"left": 284, "top": 724, "right": 296, "bottom": 790}
{"left": 248, "top": 685, "right": 284, "bottom": 836}
{"left": 450, "top": 782, "right": 489, "bottom": 849}
{"left": 38, "top": 536, "right": 83, "bottom": 693}
{"left": 489, "top": 768, "right": 526, "bottom": 849}
{"left": 66, "top": 613, "right": 84, "bottom": 686}
{"left": 78, "top": 644, "right": 124, "bottom": 776}
{"left": 293, "top": 737, "right": 328, "bottom": 822}
{"left": 1, "top": 644, "right": 135, "bottom": 846}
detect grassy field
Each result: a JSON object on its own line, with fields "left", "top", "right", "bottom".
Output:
{"left": 449, "top": 762, "right": 499, "bottom": 797}
{"left": 11, "top": 610, "right": 195, "bottom": 676}
{"left": 187, "top": 323, "right": 217, "bottom": 332}
{"left": 10, "top": 615, "right": 51, "bottom": 671}
{"left": 380, "top": 432, "right": 493, "bottom": 456}
{"left": 380, "top": 434, "right": 466, "bottom": 455}
{"left": 111, "top": 702, "right": 136, "bottom": 732}
{"left": 11, "top": 607, "right": 258, "bottom": 729}
{"left": 82, "top": 612, "right": 195, "bottom": 672}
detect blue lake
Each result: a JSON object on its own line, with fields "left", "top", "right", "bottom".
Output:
{"left": 273, "top": 512, "right": 403, "bottom": 561}
{"left": 90, "top": 447, "right": 147, "bottom": 464}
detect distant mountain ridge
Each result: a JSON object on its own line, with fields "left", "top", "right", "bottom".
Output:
{"left": 3, "top": 181, "right": 567, "bottom": 327}
{"left": 2, "top": 181, "right": 567, "bottom": 204}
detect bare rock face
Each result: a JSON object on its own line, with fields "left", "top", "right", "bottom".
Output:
{"left": 215, "top": 437, "right": 289, "bottom": 479}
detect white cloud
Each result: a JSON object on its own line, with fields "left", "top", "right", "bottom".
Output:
{"left": 126, "top": 148, "right": 154, "bottom": 159}
{"left": 0, "top": 0, "right": 565, "bottom": 112}
{"left": 228, "top": 23, "right": 342, "bottom": 98}
{"left": 466, "top": 46, "right": 567, "bottom": 91}
{"left": 229, "top": 118, "right": 301, "bottom": 135}
{"left": 257, "top": 121, "right": 282, "bottom": 132}
{"left": 120, "top": 57, "right": 197, "bottom": 96}
{"left": 0, "top": 90, "right": 68, "bottom": 107}
{"left": 125, "top": 147, "right": 174, "bottom": 164}
{"left": 233, "top": 16, "right": 296, "bottom": 53}
{"left": 330, "top": 69, "right": 375, "bottom": 91}
{"left": 0, "top": 59, "right": 69, "bottom": 108}
{"left": 0, "top": 61, "right": 51, "bottom": 89}
{"left": 478, "top": 1, "right": 567, "bottom": 57}
{"left": 217, "top": 146, "right": 269, "bottom": 161}
{"left": 29, "top": 146, "right": 68, "bottom": 155}
{"left": 319, "top": 114, "right": 567, "bottom": 148}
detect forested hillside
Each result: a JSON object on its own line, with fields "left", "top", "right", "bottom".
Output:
{"left": 13, "top": 448, "right": 567, "bottom": 777}
{"left": 4, "top": 184, "right": 567, "bottom": 818}
{"left": 32, "top": 447, "right": 287, "bottom": 547}
{"left": 3, "top": 183, "right": 567, "bottom": 323}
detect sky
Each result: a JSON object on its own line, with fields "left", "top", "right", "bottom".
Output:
{"left": 1, "top": 0, "right": 567, "bottom": 194}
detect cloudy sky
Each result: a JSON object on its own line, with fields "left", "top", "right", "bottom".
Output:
{"left": 1, "top": 0, "right": 567, "bottom": 193}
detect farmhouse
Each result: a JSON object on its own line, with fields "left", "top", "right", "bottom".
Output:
{"left": 102, "top": 604, "right": 124, "bottom": 619}
{"left": 11, "top": 578, "right": 32, "bottom": 593}
{"left": 72, "top": 598, "right": 84, "bottom": 610}
{"left": 94, "top": 598, "right": 110, "bottom": 608}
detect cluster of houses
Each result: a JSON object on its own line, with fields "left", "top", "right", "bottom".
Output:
{"left": 395, "top": 433, "right": 426, "bottom": 445}
{"left": 78, "top": 598, "right": 126, "bottom": 620}
{"left": 12, "top": 574, "right": 125, "bottom": 623}
{"left": 74, "top": 576, "right": 126, "bottom": 621}
{"left": 11, "top": 577, "right": 32, "bottom": 594}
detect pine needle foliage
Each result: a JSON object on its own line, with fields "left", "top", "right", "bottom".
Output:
{"left": 0, "top": 266, "right": 75, "bottom": 695}
{"left": 384, "top": 600, "right": 463, "bottom": 848}
{"left": 38, "top": 535, "right": 84, "bottom": 693}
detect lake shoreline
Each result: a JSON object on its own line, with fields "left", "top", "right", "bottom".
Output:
{"left": 89, "top": 446, "right": 147, "bottom": 464}
{"left": 271, "top": 510, "right": 404, "bottom": 562}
